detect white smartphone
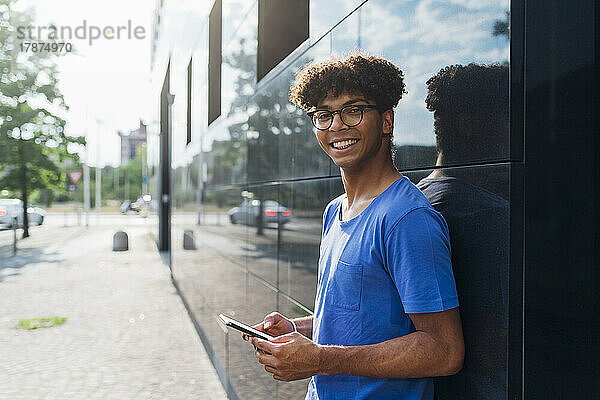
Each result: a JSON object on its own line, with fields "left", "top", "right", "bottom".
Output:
{"left": 218, "top": 314, "right": 274, "bottom": 341}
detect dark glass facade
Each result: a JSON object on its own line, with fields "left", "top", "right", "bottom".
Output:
{"left": 148, "top": 0, "right": 598, "bottom": 399}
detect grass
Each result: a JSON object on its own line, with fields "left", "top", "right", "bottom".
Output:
{"left": 15, "top": 317, "right": 67, "bottom": 330}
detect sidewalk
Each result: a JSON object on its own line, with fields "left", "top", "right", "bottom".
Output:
{"left": 0, "top": 224, "right": 228, "bottom": 400}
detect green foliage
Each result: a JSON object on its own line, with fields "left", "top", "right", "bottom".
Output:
{"left": 0, "top": 0, "right": 84, "bottom": 234}
{"left": 15, "top": 317, "right": 68, "bottom": 330}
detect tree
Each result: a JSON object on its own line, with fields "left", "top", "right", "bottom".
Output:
{"left": 0, "top": 0, "right": 84, "bottom": 237}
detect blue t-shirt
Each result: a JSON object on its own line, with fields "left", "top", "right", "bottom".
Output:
{"left": 306, "top": 177, "right": 459, "bottom": 400}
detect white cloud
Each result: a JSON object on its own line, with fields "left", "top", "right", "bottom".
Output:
{"left": 414, "top": 0, "right": 502, "bottom": 47}
{"left": 359, "top": 3, "right": 421, "bottom": 52}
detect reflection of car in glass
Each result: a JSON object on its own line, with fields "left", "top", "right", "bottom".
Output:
{"left": 228, "top": 200, "right": 291, "bottom": 226}
{"left": 0, "top": 199, "right": 46, "bottom": 227}
{"left": 120, "top": 199, "right": 143, "bottom": 214}
{"left": 27, "top": 205, "right": 46, "bottom": 225}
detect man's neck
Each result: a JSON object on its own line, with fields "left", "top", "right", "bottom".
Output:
{"left": 340, "top": 157, "right": 402, "bottom": 208}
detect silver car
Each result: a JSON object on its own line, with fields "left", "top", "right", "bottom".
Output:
{"left": 0, "top": 199, "right": 45, "bottom": 227}
{"left": 228, "top": 200, "right": 291, "bottom": 226}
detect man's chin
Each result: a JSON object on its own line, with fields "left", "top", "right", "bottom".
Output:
{"left": 334, "top": 160, "right": 360, "bottom": 171}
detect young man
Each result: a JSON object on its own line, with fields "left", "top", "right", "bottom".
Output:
{"left": 245, "top": 54, "right": 464, "bottom": 400}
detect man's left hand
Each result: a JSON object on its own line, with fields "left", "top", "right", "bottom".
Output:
{"left": 251, "top": 332, "right": 321, "bottom": 382}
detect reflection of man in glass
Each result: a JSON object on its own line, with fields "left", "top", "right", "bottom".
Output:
{"left": 417, "top": 64, "right": 509, "bottom": 400}
{"left": 244, "top": 53, "right": 464, "bottom": 400}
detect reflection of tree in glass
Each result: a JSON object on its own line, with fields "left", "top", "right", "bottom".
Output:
{"left": 0, "top": 0, "right": 85, "bottom": 238}
{"left": 492, "top": 11, "right": 510, "bottom": 41}
{"left": 206, "top": 40, "right": 254, "bottom": 188}
{"left": 245, "top": 67, "right": 310, "bottom": 184}
{"left": 220, "top": 40, "right": 329, "bottom": 211}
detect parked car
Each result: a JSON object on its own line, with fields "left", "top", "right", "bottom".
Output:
{"left": 228, "top": 200, "right": 291, "bottom": 226}
{"left": 0, "top": 199, "right": 46, "bottom": 227}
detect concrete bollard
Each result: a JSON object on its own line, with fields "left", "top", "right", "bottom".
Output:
{"left": 113, "top": 231, "right": 129, "bottom": 251}
{"left": 183, "top": 230, "right": 196, "bottom": 250}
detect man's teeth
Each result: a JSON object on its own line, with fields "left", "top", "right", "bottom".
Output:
{"left": 332, "top": 139, "right": 359, "bottom": 149}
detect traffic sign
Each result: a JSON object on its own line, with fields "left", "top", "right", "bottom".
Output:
{"left": 68, "top": 170, "right": 83, "bottom": 185}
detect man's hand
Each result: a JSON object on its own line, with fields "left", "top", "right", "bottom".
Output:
{"left": 250, "top": 332, "right": 321, "bottom": 382}
{"left": 242, "top": 312, "right": 296, "bottom": 342}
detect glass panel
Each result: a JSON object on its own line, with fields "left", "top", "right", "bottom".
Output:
{"left": 191, "top": 24, "right": 209, "bottom": 149}
{"left": 309, "top": 0, "right": 365, "bottom": 44}
{"left": 408, "top": 164, "right": 509, "bottom": 400}
{"left": 248, "top": 34, "right": 335, "bottom": 183}
{"left": 278, "top": 178, "right": 344, "bottom": 310}
{"left": 244, "top": 184, "right": 279, "bottom": 287}
{"left": 222, "top": 0, "right": 257, "bottom": 50}
{"left": 328, "top": 0, "right": 510, "bottom": 169}
{"left": 205, "top": 1, "right": 256, "bottom": 186}
{"left": 222, "top": 1, "right": 258, "bottom": 116}
{"left": 227, "top": 275, "right": 277, "bottom": 399}
{"left": 286, "top": 37, "right": 334, "bottom": 180}
{"left": 169, "top": 234, "right": 247, "bottom": 389}
{"left": 245, "top": 33, "right": 329, "bottom": 183}
{"left": 330, "top": 7, "right": 360, "bottom": 56}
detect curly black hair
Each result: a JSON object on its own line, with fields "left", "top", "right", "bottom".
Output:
{"left": 289, "top": 52, "right": 407, "bottom": 111}
{"left": 425, "top": 63, "right": 509, "bottom": 160}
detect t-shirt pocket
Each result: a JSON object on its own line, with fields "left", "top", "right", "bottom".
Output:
{"left": 325, "top": 260, "right": 363, "bottom": 311}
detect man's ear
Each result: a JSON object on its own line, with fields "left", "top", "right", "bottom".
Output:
{"left": 382, "top": 109, "right": 394, "bottom": 135}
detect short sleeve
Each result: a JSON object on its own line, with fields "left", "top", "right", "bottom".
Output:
{"left": 384, "top": 207, "right": 459, "bottom": 314}
{"left": 322, "top": 197, "right": 342, "bottom": 237}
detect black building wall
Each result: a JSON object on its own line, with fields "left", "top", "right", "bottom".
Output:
{"left": 522, "top": 0, "right": 598, "bottom": 397}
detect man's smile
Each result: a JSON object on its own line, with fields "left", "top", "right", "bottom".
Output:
{"left": 330, "top": 138, "right": 360, "bottom": 150}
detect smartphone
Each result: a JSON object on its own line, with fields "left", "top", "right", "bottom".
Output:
{"left": 218, "top": 314, "right": 275, "bottom": 341}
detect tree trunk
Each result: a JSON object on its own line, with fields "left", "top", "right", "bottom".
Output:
{"left": 256, "top": 188, "right": 264, "bottom": 236}
{"left": 19, "top": 140, "right": 29, "bottom": 238}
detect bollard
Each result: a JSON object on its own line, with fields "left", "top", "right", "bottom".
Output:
{"left": 183, "top": 230, "right": 196, "bottom": 250}
{"left": 113, "top": 231, "right": 129, "bottom": 251}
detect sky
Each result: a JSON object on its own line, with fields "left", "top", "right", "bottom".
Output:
{"left": 14, "top": 0, "right": 156, "bottom": 167}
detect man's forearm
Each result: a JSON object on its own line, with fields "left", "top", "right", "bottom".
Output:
{"left": 317, "top": 331, "right": 463, "bottom": 379}
{"left": 291, "top": 316, "right": 313, "bottom": 339}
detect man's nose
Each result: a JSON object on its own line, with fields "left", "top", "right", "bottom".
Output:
{"left": 329, "top": 112, "right": 346, "bottom": 131}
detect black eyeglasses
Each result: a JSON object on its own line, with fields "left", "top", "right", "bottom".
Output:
{"left": 307, "top": 104, "right": 381, "bottom": 130}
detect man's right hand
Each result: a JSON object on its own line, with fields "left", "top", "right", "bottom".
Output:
{"left": 242, "top": 312, "right": 296, "bottom": 342}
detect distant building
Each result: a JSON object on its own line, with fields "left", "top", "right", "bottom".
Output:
{"left": 118, "top": 121, "right": 147, "bottom": 166}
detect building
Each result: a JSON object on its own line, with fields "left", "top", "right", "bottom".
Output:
{"left": 118, "top": 120, "right": 147, "bottom": 166}
{"left": 147, "top": 1, "right": 598, "bottom": 399}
